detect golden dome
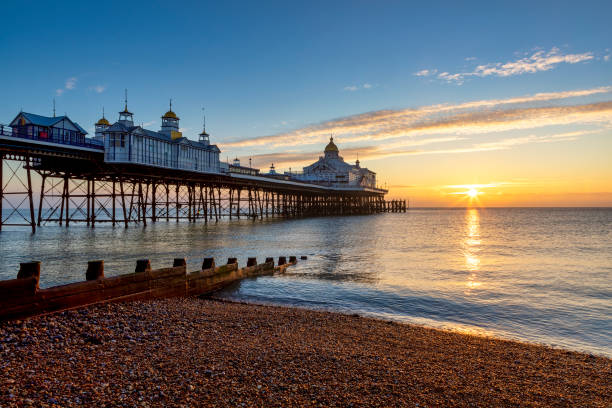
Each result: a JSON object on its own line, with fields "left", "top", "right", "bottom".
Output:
{"left": 162, "top": 110, "right": 179, "bottom": 120}
{"left": 96, "top": 117, "right": 110, "bottom": 126}
{"left": 324, "top": 136, "right": 339, "bottom": 152}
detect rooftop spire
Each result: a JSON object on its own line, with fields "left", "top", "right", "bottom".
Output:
{"left": 119, "top": 89, "right": 134, "bottom": 123}
{"left": 53, "top": 98, "right": 56, "bottom": 117}
{"left": 202, "top": 107, "right": 206, "bottom": 132}
{"left": 199, "top": 107, "right": 210, "bottom": 143}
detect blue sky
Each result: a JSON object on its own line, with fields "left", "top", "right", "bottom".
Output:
{"left": 1, "top": 0, "right": 611, "bottom": 205}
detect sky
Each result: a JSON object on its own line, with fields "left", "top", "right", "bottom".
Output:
{"left": 1, "top": 0, "right": 611, "bottom": 206}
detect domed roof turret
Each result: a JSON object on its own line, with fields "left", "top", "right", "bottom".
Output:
{"left": 96, "top": 117, "right": 110, "bottom": 126}
{"left": 162, "top": 99, "right": 179, "bottom": 120}
{"left": 96, "top": 108, "right": 110, "bottom": 126}
{"left": 162, "top": 110, "right": 178, "bottom": 120}
{"left": 324, "top": 136, "right": 339, "bottom": 153}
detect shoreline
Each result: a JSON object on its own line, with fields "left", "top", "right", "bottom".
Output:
{"left": 1, "top": 297, "right": 610, "bottom": 407}
{"left": 211, "top": 296, "right": 612, "bottom": 359}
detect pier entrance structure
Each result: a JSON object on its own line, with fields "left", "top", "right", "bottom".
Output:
{"left": 0, "top": 107, "right": 404, "bottom": 233}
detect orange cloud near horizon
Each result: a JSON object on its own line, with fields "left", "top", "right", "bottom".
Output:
{"left": 224, "top": 86, "right": 612, "bottom": 207}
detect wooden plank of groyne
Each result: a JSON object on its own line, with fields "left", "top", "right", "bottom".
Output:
{"left": 1, "top": 266, "right": 188, "bottom": 318}
{"left": 0, "top": 257, "right": 296, "bottom": 320}
{"left": 0, "top": 277, "right": 38, "bottom": 298}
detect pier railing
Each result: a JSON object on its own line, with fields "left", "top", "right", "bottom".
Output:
{"left": 0, "top": 123, "right": 104, "bottom": 150}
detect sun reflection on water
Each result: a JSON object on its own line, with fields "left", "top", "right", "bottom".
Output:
{"left": 463, "top": 209, "right": 482, "bottom": 292}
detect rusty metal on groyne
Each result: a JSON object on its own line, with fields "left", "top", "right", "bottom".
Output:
{"left": 0, "top": 256, "right": 299, "bottom": 321}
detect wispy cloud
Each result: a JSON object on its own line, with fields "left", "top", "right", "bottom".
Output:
{"left": 414, "top": 69, "right": 437, "bottom": 77}
{"left": 56, "top": 77, "right": 78, "bottom": 96}
{"left": 445, "top": 183, "right": 512, "bottom": 189}
{"left": 223, "top": 86, "right": 612, "bottom": 149}
{"left": 416, "top": 47, "right": 594, "bottom": 84}
{"left": 344, "top": 83, "right": 374, "bottom": 91}
{"left": 90, "top": 85, "right": 106, "bottom": 93}
{"left": 244, "top": 128, "right": 602, "bottom": 170}
{"left": 378, "top": 130, "right": 601, "bottom": 158}
{"left": 246, "top": 146, "right": 380, "bottom": 168}
{"left": 65, "top": 77, "right": 77, "bottom": 90}
{"left": 224, "top": 86, "right": 611, "bottom": 171}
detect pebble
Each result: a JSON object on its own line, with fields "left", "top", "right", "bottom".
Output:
{"left": 0, "top": 297, "right": 609, "bottom": 407}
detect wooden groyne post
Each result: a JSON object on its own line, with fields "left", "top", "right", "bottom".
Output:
{"left": 0, "top": 255, "right": 303, "bottom": 321}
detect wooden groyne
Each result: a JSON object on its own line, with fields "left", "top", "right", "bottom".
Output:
{"left": 0, "top": 256, "right": 297, "bottom": 321}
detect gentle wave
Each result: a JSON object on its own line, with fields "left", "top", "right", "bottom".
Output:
{"left": 1, "top": 208, "right": 610, "bottom": 356}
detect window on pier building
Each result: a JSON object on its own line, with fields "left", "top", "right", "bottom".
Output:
{"left": 111, "top": 133, "right": 125, "bottom": 148}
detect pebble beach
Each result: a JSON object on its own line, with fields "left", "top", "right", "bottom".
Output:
{"left": 1, "top": 297, "right": 610, "bottom": 407}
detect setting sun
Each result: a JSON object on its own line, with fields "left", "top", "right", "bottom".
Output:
{"left": 467, "top": 188, "right": 479, "bottom": 198}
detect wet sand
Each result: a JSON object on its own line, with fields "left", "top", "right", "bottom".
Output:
{"left": 1, "top": 297, "right": 610, "bottom": 407}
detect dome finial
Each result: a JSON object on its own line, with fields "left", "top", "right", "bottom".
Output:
{"left": 96, "top": 106, "right": 111, "bottom": 126}
{"left": 324, "top": 134, "right": 339, "bottom": 153}
{"left": 162, "top": 99, "right": 179, "bottom": 120}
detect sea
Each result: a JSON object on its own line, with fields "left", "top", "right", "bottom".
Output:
{"left": 0, "top": 208, "right": 610, "bottom": 357}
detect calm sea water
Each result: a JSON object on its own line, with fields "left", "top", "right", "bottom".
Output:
{"left": 0, "top": 208, "right": 610, "bottom": 357}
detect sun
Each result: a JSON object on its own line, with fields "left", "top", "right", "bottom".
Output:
{"left": 467, "top": 188, "right": 479, "bottom": 198}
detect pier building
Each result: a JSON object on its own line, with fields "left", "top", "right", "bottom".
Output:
{"left": 293, "top": 137, "right": 376, "bottom": 188}
{"left": 99, "top": 101, "right": 221, "bottom": 174}
{"left": 9, "top": 112, "right": 98, "bottom": 149}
